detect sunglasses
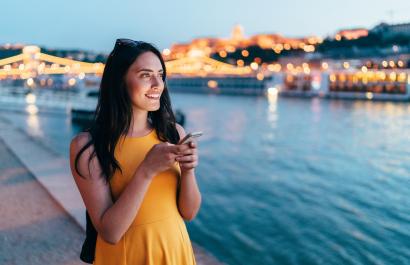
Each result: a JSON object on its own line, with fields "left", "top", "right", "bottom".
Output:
{"left": 109, "top": 39, "right": 144, "bottom": 57}
{"left": 115, "top": 38, "right": 144, "bottom": 48}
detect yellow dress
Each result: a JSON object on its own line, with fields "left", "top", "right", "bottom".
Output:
{"left": 93, "top": 129, "right": 197, "bottom": 265}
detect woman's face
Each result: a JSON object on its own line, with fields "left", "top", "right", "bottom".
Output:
{"left": 125, "top": 51, "right": 165, "bottom": 112}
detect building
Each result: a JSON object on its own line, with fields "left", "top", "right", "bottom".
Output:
{"left": 372, "top": 22, "right": 410, "bottom": 38}
{"left": 163, "top": 25, "right": 322, "bottom": 60}
{"left": 334, "top": 28, "right": 369, "bottom": 41}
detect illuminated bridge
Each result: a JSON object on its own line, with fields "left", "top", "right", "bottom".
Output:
{"left": 0, "top": 45, "right": 252, "bottom": 82}
{"left": 0, "top": 46, "right": 104, "bottom": 80}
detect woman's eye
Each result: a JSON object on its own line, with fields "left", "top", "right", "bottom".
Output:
{"left": 141, "top": 73, "right": 150, "bottom": 78}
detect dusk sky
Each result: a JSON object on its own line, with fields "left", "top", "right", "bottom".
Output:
{"left": 2, "top": 0, "right": 409, "bottom": 53}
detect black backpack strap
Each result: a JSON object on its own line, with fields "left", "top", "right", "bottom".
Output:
{"left": 80, "top": 210, "right": 98, "bottom": 263}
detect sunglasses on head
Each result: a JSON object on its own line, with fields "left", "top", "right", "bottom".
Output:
{"left": 109, "top": 39, "right": 145, "bottom": 57}
{"left": 115, "top": 38, "right": 144, "bottom": 47}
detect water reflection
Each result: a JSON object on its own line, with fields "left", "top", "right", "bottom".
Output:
{"left": 267, "top": 90, "right": 278, "bottom": 127}
{"left": 26, "top": 113, "right": 43, "bottom": 137}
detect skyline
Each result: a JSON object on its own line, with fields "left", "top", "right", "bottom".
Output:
{"left": 2, "top": 0, "right": 410, "bottom": 53}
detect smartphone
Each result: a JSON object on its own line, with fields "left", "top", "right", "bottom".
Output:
{"left": 178, "top": 131, "right": 203, "bottom": 145}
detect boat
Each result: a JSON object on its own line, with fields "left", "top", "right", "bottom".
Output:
{"left": 323, "top": 69, "right": 410, "bottom": 101}
{"left": 274, "top": 69, "right": 410, "bottom": 101}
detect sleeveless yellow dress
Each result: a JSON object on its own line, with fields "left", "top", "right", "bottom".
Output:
{"left": 93, "top": 129, "right": 197, "bottom": 265}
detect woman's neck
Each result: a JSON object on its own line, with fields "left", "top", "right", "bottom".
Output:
{"left": 127, "top": 108, "right": 152, "bottom": 137}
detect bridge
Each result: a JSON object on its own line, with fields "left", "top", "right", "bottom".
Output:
{"left": 0, "top": 45, "right": 252, "bottom": 81}
{"left": 0, "top": 46, "right": 104, "bottom": 79}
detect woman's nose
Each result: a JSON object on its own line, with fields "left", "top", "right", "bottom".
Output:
{"left": 151, "top": 75, "right": 163, "bottom": 88}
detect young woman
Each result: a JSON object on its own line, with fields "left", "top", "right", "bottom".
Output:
{"left": 69, "top": 39, "right": 201, "bottom": 265}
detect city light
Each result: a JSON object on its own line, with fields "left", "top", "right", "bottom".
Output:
{"left": 207, "top": 80, "right": 218, "bottom": 89}
{"left": 26, "top": 78, "right": 34, "bottom": 86}
{"left": 219, "top": 51, "right": 227, "bottom": 58}
{"left": 343, "top": 62, "right": 350, "bottom": 69}
{"left": 366, "top": 92, "right": 373, "bottom": 100}
{"left": 68, "top": 78, "right": 76, "bottom": 86}
{"left": 162, "top": 48, "right": 171, "bottom": 56}
{"left": 250, "top": 62, "right": 259, "bottom": 70}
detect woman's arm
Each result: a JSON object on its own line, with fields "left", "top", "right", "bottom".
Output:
{"left": 175, "top": 124, "right": 202, "bottom": 221}
{"left": 69, "top": 133, "right": 152, "bottom": 245}
{"left": 69, "top": 133, "right": 183, "bottom": 244}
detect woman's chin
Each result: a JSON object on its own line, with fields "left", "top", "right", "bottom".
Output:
{"left": 147, "top": 104, "right": 160, "bottom": 112}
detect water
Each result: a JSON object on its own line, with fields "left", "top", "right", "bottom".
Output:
{"left": 1, "top": 94, "right": 410, "bottom": 265}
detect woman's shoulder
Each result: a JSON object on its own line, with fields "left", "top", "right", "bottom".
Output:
{"left": 71, "top": 132, "right": 91, "bottom": 147}
{"left": 70, "top": 132, "right": 93, "bottom": 156}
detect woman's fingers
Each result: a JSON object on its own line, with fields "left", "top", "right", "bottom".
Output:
{"left": 176, "top": 155, "right": 196, "bottom": 162}
{"left": 179, "top": 149, "right": 196, "bottom": 156}
{"left": 180, "top": 162, "right": 197, "bottom": 169}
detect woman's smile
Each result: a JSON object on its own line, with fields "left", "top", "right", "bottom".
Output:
{"left": 145, "top": 93, "right": 161, "bottom": 100}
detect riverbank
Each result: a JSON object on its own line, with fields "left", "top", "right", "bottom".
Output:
{"left": 0, "top": 114, "right": 223, "bottom": 265}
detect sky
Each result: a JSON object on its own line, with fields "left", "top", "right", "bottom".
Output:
{"left": 2, "top": 0, "right": 410, "bottom": 53}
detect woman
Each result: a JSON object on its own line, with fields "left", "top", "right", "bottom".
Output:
{"left": 69, "top": 39, "right": 201, "bottom": 265}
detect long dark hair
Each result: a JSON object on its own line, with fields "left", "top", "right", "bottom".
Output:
{"left": 74, "top": 39, "right": 180, "bottom": 182}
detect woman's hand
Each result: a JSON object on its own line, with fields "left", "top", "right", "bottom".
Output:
{"left": 141, "top": 143, "right": 187, "bottom": 178}
{"left": 176, "top": 141, "right": 199, "bottom": 173}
